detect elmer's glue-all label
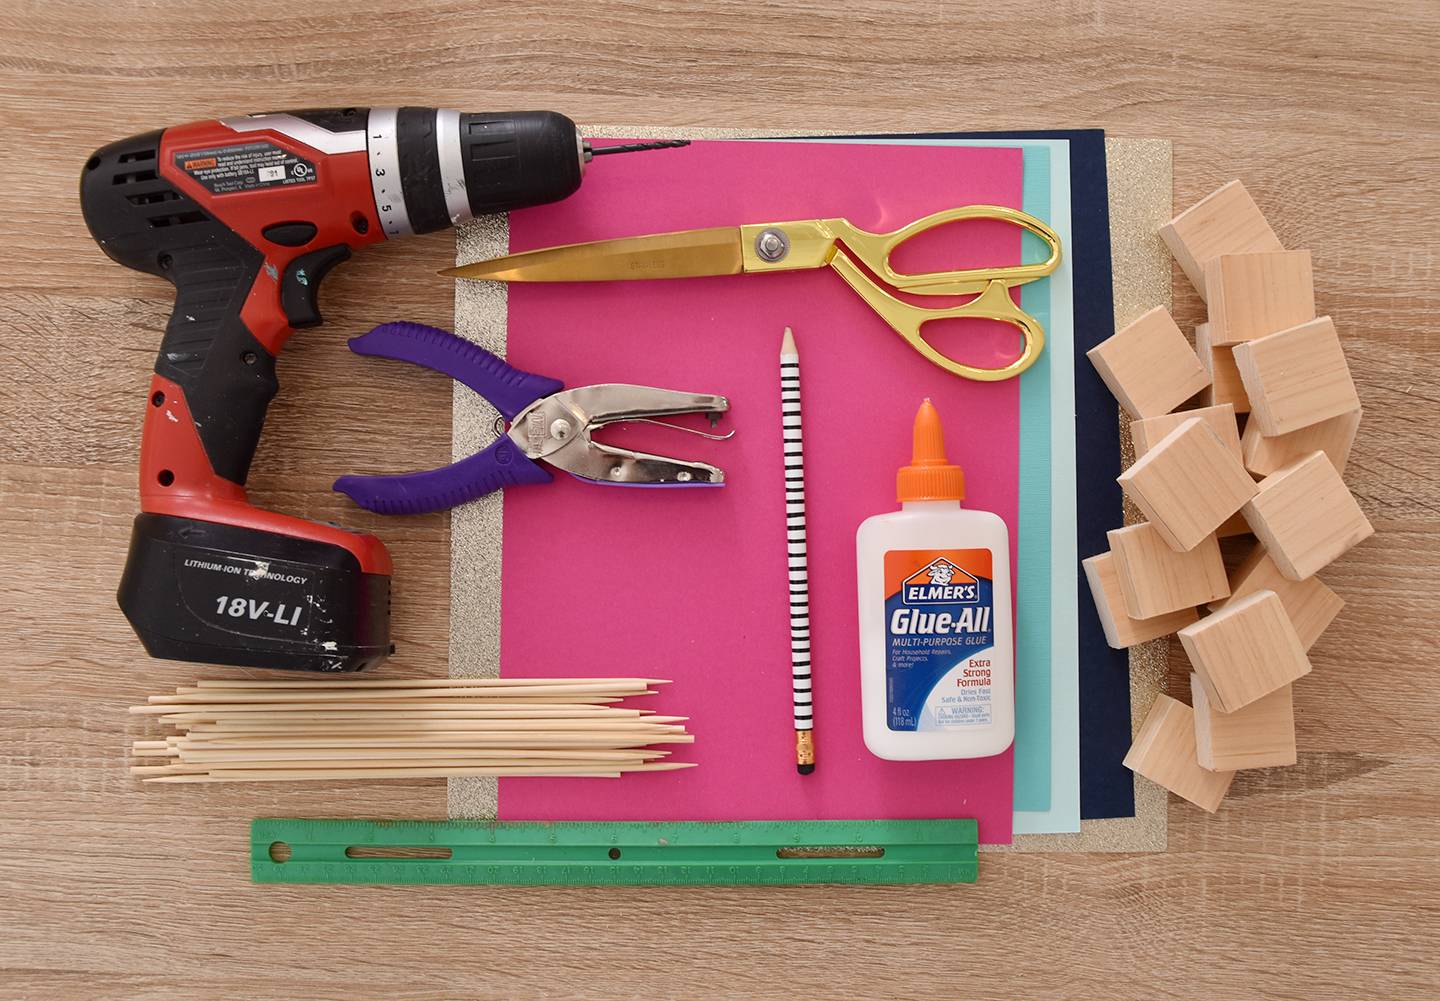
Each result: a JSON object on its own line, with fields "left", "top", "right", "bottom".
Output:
{"left": 882, "top": 549, "right": 996, "bottom": 731}
{"left": 856, "top": 400, "right": 1015, "bottom": 760}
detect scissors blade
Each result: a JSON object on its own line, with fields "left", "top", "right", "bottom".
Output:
{"left": 441, "top": 227, "right": 745, "bottom": 283}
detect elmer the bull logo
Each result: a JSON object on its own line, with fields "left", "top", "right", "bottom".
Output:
{"left": 902, "top": 558, "right": 980, "bottom": 605}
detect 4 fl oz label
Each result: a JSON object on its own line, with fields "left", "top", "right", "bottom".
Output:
{"left": 882, "top": 549, "right": 996, "bottom": 732}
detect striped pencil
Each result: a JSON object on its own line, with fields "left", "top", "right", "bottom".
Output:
{"left": 780, "top": 327, "right": 815, "bottom": 774}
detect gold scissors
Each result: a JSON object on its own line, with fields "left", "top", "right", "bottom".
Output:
{"left": 443, "top": 205, "right": 1062, "bottom": 382}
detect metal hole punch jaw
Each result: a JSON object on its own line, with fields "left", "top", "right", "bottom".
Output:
{"left": 331, "top": 321, "right": 730, "bottom": 516}
{"left": 512, "top": 383, "right": 729, "bottom": 488}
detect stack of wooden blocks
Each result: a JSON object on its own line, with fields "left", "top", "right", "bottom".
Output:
{"left": 1083, "top": 180, "right": 1373, "bottom": 813}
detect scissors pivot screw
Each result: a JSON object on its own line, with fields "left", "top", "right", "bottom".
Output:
{"left": 755, "top": 227, "right": 790, "bottom": 263}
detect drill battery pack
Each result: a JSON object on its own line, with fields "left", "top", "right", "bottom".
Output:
{"left": 117, "top": 513, "right": 392, "bottom": 672}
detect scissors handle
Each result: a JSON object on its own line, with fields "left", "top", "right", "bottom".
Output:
{"left": 836, "top": 207, "right": 1059, "bottom": 381}
{"left": 740, "top": 206, "right": 1061, "bottom": 381}
{"left": 833, "top": 205, "right": 1062, "bottom": 296}
{"left": 828, "top": 249, "right": 1046, "bottom": 382}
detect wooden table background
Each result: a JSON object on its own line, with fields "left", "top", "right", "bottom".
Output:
{"left": 2, "top": 1, "right": 1437, "bottom": 997}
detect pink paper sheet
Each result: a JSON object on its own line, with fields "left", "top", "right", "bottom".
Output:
{"left": 497, "top": 140, "right": 1023, "bottom": 843}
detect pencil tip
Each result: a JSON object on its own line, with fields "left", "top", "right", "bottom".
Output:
{"left": 780, "top": 326, "right": 797, "bottom": 357}
{"left": 797, "top": 762, "right": 815, "bottom": 775}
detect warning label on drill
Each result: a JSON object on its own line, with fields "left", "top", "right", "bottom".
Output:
{"left": 174, "top": 141, "right": 317, "bottom": 194}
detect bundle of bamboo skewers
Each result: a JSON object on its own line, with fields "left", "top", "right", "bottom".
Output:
{"left": 128, "top": 677, "right": 694, "bottom": 783}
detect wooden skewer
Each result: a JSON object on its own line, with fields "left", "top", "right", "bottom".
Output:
{"left": 170, "top": 721, "right": 689, "bottom": 734}
{"left": 172, "top": 731, "right": 683, "bottom": 745}
{"left": 143, "top": 770, "right": 619, "bottom": 783}
{"left": 169, "top": 731, "right": 673, "bottom": 748}
{"left": 155, "top": 733, "right": 696, "bottom": 749}
{"left": 159, "top": 731, "right": 702, "bottom": 748}
{"left": 147, "top": 705, "right": 636, "bottom": 720}
{"left": 137, "top": 749, "right": 667, "bottom": 768}
{"left": 166, "top": 709, "right": 642, "bottom": 726}
{"left": 136, "top": 766, "right": 636, "bottom": 777}
{"left": 175, "top": 714, "right": 683, "bottom": 734}
{"left": 169, "top": 728, "right": 687, "bottom": 748}
{"left": 142, "top": 761, "right": 695, "bottom": 782}
{"left": 167, "top": 748, "right": 668, "bottom": 766}
{"left": 188, "top": 677, "right": 669, "bottom": 690}
{"left": 139, "top": 741, "right": 673, "bottom": 758}
{"left": 153, "top": 728, "right": 702, "bottom": 743}
{"left": 169, "top": 717, "right": 691, "bottom": 731}
{"left": 132, "top": 697, "right": 641, "bottom": 715}
{"left": 172, "top": 743, "right": 673, "bottom": 758}
{"left": 175, "top": 723, "right": 645, "bottom": 738}
{"left": 181, "top": 719, "right": 687, "bottom": 733}
{"left": 170, "top": 731, "right": 688, "bottom": 749}
{"left": 149, "top": 684, "right": 655, "bottom": 704}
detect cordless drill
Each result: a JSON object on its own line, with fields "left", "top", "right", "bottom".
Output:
{"left": 80, "top": 107, "right": 685, "bottom": 672}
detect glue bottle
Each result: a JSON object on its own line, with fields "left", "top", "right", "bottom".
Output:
{"left": 855, "top": 399, "right": 1015, "bottom": 761}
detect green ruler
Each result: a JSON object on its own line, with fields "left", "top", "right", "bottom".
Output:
{"left": 252, "top": 818, "right": 978, "bottom": 886}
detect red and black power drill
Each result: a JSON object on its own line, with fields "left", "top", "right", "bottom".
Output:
{"left": 80, "top": 107, "right": 685, "bottom": 672}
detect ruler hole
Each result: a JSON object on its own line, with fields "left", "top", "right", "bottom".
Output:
{"left": 344, "top": 845, "right": 453, "bottom": 860}
{"left": 777, "top": 846, "right": 885, "bottom": 860}
{"left": 608, "top": 848, "right": 622, "bottom": 860}
{"left": 268, "top": 841, "right": 292, "bottom": 863}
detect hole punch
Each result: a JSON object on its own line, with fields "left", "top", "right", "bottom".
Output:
{"left": 332, "top": 322, "right": 731, "bottom": 516}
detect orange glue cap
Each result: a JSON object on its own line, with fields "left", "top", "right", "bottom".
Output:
{"left": 896, "top": 398, "right": 965, "bottom": 502}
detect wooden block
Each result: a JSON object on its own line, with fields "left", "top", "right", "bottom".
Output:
{"left": 1118, "top": 418, "right": 1259, "bottom": 551}
{"left": 1196, "top": 321, "right": 1250, "bottom": 414}
{"left": 1123, "top": 694, "right": 1235, "bottom": 812}
{"left": 1233, "top": 316, "right": 1361, "bottom": 436}
{"left": 1108, "top": 522, "right": 1229, "bottom": 618}
{"left": 1131, "top": 403, "right": 1241, "bottom": 462}
{"left": 1190, "top": 674, "right": 1297, "bottom": 770}
{"left": 1179, "top": 590, "right": 1312, "bottom": 712}
{"left": 1242, "top": 407, "right": 1361, "bottom": 477}
{"left": 1210, "top": 543, "right": 1344, "bottom": 650}
{"left": 1083, "top": 551, "right": 1200, "bottom": 649}
{"left": 1217, "top": 510, "right": 1252, "bottom": 538}
{"left": 1204, "top": 250, "right": 1315, "bottom": 347}
{"left": 1086, "top": 306, "right": 1211, "bottom": 418}
{"left": 1241, "top": 452, "right": 1375, "bottom": 580}
{"left": 1160, "top": 180, "right": 1283, "bottom": 302}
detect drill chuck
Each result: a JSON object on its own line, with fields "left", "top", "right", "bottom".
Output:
{"left": 216, "top": 107, "right": 587, "bottom": 237}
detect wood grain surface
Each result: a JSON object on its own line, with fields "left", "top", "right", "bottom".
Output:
{"left": 2, "top": 1, "right": 1437, "bottom": 997}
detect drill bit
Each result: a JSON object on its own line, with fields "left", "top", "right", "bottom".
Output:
{"left": 583, "top": 139, "right": 691, "bottom": 158}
